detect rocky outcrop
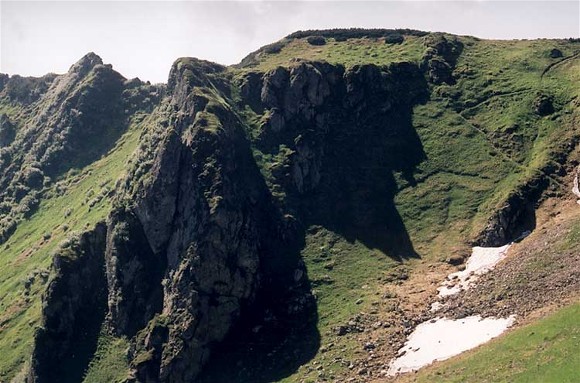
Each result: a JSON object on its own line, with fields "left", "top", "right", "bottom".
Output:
{"left": 421, "top": 33, "right": 463, "bottom": 85}
{"left": 476, "top": 194, "right": 536, "bottom": 247}
{"left": 105, "top": 208, "right": 165, "bottom": 337}
{"left": 475, "top": 173, "right": 551, "bottom": 247}
{"left": 549, "top": 48, "right": 563, "bottom": 58}
{"left": 102, "top": 58, "right": 276, "bottom": 383}
{"left": 242, "top": 61, "right": 427, "bottom": 236}
{"left": 29, "top": 223, "right": 108, "bottom": 383}
{"left": 534, "top": 94, "right": 555, "bottom": 116}
{"left": 0, "top": 113, "right": 15, "bottom": 147}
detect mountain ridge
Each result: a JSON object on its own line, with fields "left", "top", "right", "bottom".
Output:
{"left": 0, "top": 29, "right": 578, "bottom": 382}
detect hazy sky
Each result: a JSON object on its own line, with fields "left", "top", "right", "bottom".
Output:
{"left": 1, "top": 1, "right": 579, "bottom": 83}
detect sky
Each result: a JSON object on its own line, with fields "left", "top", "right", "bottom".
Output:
{"left": 1, "top": 1, "right": 579, "bottom": 83}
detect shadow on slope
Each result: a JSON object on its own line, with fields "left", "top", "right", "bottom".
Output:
{"left": 200, "top": 62, "right": 428, "bottom": 382}
{"left": 199, "top": 224, "right": 320, "bottom": 383}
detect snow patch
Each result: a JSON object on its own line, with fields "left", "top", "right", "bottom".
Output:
{"left": 572, "top": 169, "right": 580, "bottom": 204}
{"left": 573, "top": 172, "right": 580, "bottom": 199}
{"left": 387, "top": 315, "right": 516, "bottom": 375}
{"left": 437, "top": 244, "right": 511, "bottom": 297}
{"left": 389, "top": 233, "right": 531, "bottom": 376}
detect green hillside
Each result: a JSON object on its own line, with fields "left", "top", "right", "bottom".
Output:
{"left": 0, "top": 29, "right": 578, "bottom": 383}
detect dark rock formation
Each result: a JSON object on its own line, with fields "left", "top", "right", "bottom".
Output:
{"left": 421, "top": 33, "right": 464, "bottom": 85}
{"left": 534, "top": 94, "right": 555, "bottom": 116}
{"left": 29, "top": 223, "right": 108, "bottom": 383}
{"left": 103, "top": 57, "right": 276, "bottom": 383}
{"left": 0, "top": 113, "right": 15, "bottom": 147}
{"left": 245, "top": 61, "right": 427, "bottom": 246}
{"left": 475, "top": 177, "right": 547, "bottom": 247}
{"left": 306, "top": 36, "right": 326, "bottom": 46}
{"left": 105, "top": 208, "right": 165, "bottom": 337}
{"left": 385, "top": 33, "right": 404, "bottom": 44}
{"left": 549, "top": 48, "right": 563, "bottom": 58}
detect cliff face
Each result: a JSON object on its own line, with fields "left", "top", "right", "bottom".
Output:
{"left": 107, "top": 59, "right": 274, "bottom": 383}
{"left": 30, "top": 223, "right": 108, "bottom": 383}
{"left": 238, "top": 60, "right": 429, "bottom": 257}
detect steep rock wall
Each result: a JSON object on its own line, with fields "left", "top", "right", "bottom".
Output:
{"left": 29, "top": 223, "right": 108, "bottom": 383}
{"left": 105, "top": 58, "right": 275, "bottom": 383}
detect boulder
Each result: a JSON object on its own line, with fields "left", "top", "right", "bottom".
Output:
{"left": 549, "top": 48, "right": 563, "bottom": 58}
{"left": 534, "top": 94, "right": 554, "bottom": 116}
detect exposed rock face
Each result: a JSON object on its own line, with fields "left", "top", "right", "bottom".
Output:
{"left": 549, "top": 48, "right": 563, "bottom": 58}
{"left": 104, "top": 58, "right": 273, "bottom": 383}
{"left": 476, "top": 194, "right": 536, "bottom": 247}
{"left": 421, "top": 33, "right": 463, "bottom": 85}
{"left": 534, "top": 94, "right": 555, "bottom": 116}
{"left": 29, "top": 223, "right": 108, "bottom": 383}
{"left": 475, "top": 174, "right": 550, "bottom": 247}
{"left": 246, "top": 61, "right": 427, "bottom": 236}
{"left": 105, "top": 208, "right": 165, "bottom": 337}
{"left": 306, "top": 36, "right": 326, "bottom": 46}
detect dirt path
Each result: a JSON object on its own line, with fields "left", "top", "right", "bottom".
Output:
{"left": 541, "top": 51, "right": 580, "bottom": 78}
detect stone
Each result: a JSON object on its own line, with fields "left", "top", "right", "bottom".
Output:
{"left": 549, "top": 48, "right": 563, "bottom": 58}
{"left": 307, "top": 35, "right": 326, "bottom": 46}
{"left": 363, "top": 342, "right": 376, "bottom": 351}
{"left": 447, "top": 254, "right": 465, "bottom": 266}
{"left": 534, "top": 94, "right": 554, "bottom": 116}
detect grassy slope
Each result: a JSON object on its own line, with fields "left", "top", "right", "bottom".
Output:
{"left": 82, "top": 335, "right": 130, "bottom": 383}
{"left": 229, "top": 35, "right": 580, "bottom": 382}
{"left": 239, "top": 36, "right": 426, "bottom": 73}
{"left": 0, "top": 113, "right": 146, "bottom": 381}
